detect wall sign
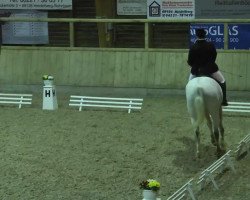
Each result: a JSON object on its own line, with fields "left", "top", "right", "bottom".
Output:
{"left": 2, "top": 10, "right": 49, "bottom": 44}
{"left": 0, "top": 0, "right": 72, "bottom": 10}
{"left": 147, "top": 0, "right": 195, "bottom": 19}
{"left": 117, "top": 0, "right": 147, "bottom": 15}
{"left": 195, "top": 0, "right": 250, "bottom": 19}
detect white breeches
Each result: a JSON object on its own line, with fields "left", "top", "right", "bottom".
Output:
{"left": 189, "top": 71, "right": 226, "bottom": 83}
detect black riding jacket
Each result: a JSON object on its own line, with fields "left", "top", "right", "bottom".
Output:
{"left": 187, "top": 39, "right": 219, "bottom": 76}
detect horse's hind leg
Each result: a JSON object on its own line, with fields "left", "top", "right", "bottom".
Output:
{"left": 213, "top": 129, "right": 223, "bottom": 158}
{"left": 211, "top": 112, "right": 224, "bottom": 158}
{"left": 206, "top": 113, "right": 216, "bottom": 146}
{"left": 195, "top": 127, "right": 201, "bottom": 158}
{"left": 219, "top": 107, "right": 226, "bottom": 151}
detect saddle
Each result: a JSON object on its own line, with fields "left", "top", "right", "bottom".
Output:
{"left": 196, "top": 73, "right": 219, "bottom": 85}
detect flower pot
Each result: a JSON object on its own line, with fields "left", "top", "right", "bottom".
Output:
{"left": 142, "top": 190, "right": 157, "bottom": 200}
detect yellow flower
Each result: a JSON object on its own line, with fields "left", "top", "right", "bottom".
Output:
{"left": 43, "top": 75, "right": 49, "bottom": 80}
{"left": 42, "top": 75, "right": 54, "bottom": 80}
{"left": 148, "top": 179, "right": 160, "bottom": 189}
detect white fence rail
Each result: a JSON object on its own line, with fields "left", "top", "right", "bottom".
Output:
{"left": 223, "top": 102, "right": 250, "bottom": 113}
{"left": 235, "top": 133, "right": 250, "bottom": 159}
{"left": 167, "top": 134, "right": 249, "bottom": 199}
{"left": 167, "top": 179, "right": 196, "bottom": 200}
{"left": 0, "top": 93, "right": 32, "bottom": 109}
{"left": 69, "top": 95, "right": 143, "bottom": 113}
{"left": 197, "top": 150, "right": 235, "bottom": 190}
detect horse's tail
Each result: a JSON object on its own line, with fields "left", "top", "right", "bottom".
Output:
{"left": 193, "top": 88, "right": 205, "bottom": 128}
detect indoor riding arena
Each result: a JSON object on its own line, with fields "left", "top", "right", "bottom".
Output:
{"left": 0, "top": 1, "right": 249, "bottom": 200}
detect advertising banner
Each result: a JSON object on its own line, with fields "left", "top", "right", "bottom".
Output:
{"left": 117, "top": 0, "right": 147, "bottom": 15}
{"left": 190, "top": 24, "right": 250, "bottom": 50}
{"left": 228, "top": 24, "right": 250, "bottom": 49}
{"left": 147, "top": 0, "right": 195, "bottom": 19}
{"left": 190, "top": 24, "right": 224, "bottom": 49}
{"left": 0, "top": 0, "right": 72, "bottom": 10}
{"left": 195, "top": 0, "right": 250, "bottom": 19}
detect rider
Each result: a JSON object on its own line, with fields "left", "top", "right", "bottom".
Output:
{"left": 187, "top": 28, "right": 228, "bottom": 106}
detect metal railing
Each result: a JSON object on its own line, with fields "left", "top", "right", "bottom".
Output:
{"left": 1, "top": 17, "right": 250, "bottom": 49}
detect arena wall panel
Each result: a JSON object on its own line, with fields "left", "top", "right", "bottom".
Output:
{"left": 0, "top": 47, "right": 249, "bottom": 91}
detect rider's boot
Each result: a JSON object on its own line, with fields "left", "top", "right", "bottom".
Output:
{"left": 220, "top": 82, "right": 228, "bottom": 106}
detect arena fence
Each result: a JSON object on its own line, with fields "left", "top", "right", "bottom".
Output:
{"left": 166, "top": 132, "right": 249, "bottom": 199}
{"left": 167, "top": 179, "right": 196, "bottom": 200}
{"left": 223, "top": 102, "right": 250, "bottom": 113}
{"left": 1, "top": 17, "right": 250, "bottom": 50}
{"left": 0, "top": 93, "right": 32, "bottom": 109}
{"left": 69, "top": 95, "right": 143, "bottom": 113}
{"left": 197, "top": 150, "right": 235, "bottom": 190}
{"left": 235, "top": 133, "right": 250, "bottom": 159}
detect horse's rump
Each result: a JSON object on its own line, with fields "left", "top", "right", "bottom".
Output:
{"left": 186, "top": 77, "right": 222, "bottom": 128}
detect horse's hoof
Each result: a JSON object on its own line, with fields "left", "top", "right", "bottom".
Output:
{"left": 220, "top": 142, "right": 227, "bottom": 150}
{"left": 193, "top": 156, "right": 200, "bottom": 161}
{"left": 217, "top": 152, "right": 222, "bottom": 158}
{"left": 217, "top": 149, "right": 226, "bottom": 158}
{"left": 211, "top": 138, "right": 216, "bottom": 146}
{"left": 196, "top": 152, "right": 201, "bottom": 159}
{"left": 221, "top": 149, "right": 226, "bottom": 155}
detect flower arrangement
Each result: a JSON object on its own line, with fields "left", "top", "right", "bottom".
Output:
{"left": 140, "top": 179, "right": 160, "bottom": 191}
{"left": 42, "top": 75, "right": 54, "bottom": 80}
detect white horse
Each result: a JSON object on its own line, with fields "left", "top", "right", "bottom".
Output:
{"left": 185, "top": 76, "right": 226, "bottom": 158}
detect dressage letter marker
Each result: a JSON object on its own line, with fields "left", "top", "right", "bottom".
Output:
{"left": 42, "top": 82, "right": 58, "bottom": 110}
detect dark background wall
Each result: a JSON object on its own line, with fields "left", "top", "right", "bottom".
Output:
{"left": 0, "top": 0, "right": 189, "bottom": 48}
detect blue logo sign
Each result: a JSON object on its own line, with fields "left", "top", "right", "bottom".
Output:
{"left": 190, "top": 24, "right": 224, "bottom": 49}
{"left": 190, "top": 23, "right": 250, "bottom": 50}
{"left": 228, "top": 24, "right": 250, "bottom": 50}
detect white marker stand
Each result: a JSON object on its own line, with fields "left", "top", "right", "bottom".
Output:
{"left": 42, "top": 80, "right": 58, "bottom": 110}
